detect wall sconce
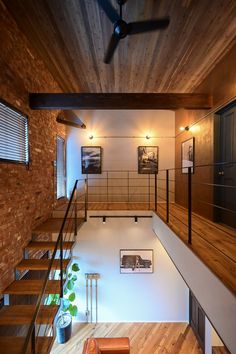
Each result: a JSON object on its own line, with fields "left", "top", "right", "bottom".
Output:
{"left": 102, "top": 216, "right": 106, "bottom": 224}
{"left": 134, "top": 216, "right": 138, "bottom": 223}
{"left": 146, "top": 135, "right": 151, "bottom": 139}
{"left": 89, "top": 134, "right": 94, "bottom": 140}
{"left": 179, "top": 126, "right": 189, "bottom": 131}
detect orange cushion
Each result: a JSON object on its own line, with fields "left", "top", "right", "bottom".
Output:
{"left": 82, "top": 338, "right": 100, "bottom": 354}
{"left": 83, "top": 337, "right": 130, "bottom": 354}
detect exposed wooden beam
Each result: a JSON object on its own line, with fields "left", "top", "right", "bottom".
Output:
{"left": 56, "top": 111, "right": 86, "bottom": 129}
{"left": 29, "top": 93, "right": 212, "bottom": 110}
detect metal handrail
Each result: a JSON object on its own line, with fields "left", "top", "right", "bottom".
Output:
{"left": 21, "top": 179, "right": 86, "bottom": 354}
{"left": 157, "top": 160, "right": 236, "bottom": 172}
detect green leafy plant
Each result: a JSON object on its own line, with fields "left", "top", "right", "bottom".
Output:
{"left": 48, "top": 262, "right": 80, "bottom": 317}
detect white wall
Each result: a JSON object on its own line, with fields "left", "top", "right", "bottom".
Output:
{"left": 152, "top": 213, "right": 236, "bottom": 353}
{"left": 73, "top": 211, "right": 188, "bottom": 323}
{"left": 67, "top": 110, "right": 175, "bottom": 194}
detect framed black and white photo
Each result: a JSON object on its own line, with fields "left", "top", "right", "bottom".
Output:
{"left": 181, "top": 137, "right": 195, "bottom": 174}
{"left": 138, "top": 146, "right": 158, "bottom": 174}
{"left": 81, "top": 146, "right": 102, "bottom": 174}
{"left": 120, "top": 249, "right": 153, "bottom": 274}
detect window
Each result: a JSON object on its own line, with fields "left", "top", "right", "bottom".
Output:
{"left": 56, "top": 136, "right": 66, "bottom": 199}
{"left": 0, "top": 99, "right": 29, "bottom": 164}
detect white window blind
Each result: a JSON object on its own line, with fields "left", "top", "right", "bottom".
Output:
{"left": 0, "top": 100, "right": 29, "bottom": 164}
{"left": 57, "top": 136, "right": 66, "bottom": 199}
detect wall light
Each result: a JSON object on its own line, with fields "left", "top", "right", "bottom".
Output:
{"left": 146, "top": 135, "right": 151, "bottom": 139}
{"left": 89, "top": 134, "right": 94, "bottom": 140}
{"left": 134, "top": 216, "right": 138, "bottom": 223}
{"left": 179, "top": 126, "right": 189, "bottom": 131}
{"left": 102, "top": 216, "right": 106, "bottom": 224}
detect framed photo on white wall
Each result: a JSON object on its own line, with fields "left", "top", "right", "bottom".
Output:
{"left": 81, "top": 146, "right": 102, "bottom": 174}
{"left": 138, "top": 146, "right": 158, "bottom": 174}
{"left": 120, "top": 249, "right": 153, "bottom": 274}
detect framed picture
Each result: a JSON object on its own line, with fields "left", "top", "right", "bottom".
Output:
{"left": 138, "top": 146, "right": 158, "bottom": 174}
{"left": 81, "top": 146, "right": 102, "bottom": 174}
{"left": 181, "top": 137, "right": 195, "bottom": 174}
{"left": 120, "top": 249, "right": 153, "bottom": 274}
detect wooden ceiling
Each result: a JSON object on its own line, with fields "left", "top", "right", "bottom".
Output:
{"left": 3, "top": 0, "right": 236, "bottom": 93}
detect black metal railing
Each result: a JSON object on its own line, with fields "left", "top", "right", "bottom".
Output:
{"left": 86, "top": 170, "right": 158, "bottom": 209}
{"left": 156, "top": 161, "right": 236, "bottom": 247}
{"left": 21, "top": 178, "right": 87, "bottom": 354}
{"left": 85, "top": 163, "right": 235, "bottom": 248}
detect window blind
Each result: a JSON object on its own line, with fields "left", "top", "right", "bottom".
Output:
{"left": 57, "top": 136, "right": 66, "bottom": 199}
{"left": 0, "top": 100, "right": 29, "bottom": 164}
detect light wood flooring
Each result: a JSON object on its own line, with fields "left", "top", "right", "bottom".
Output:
{"left": 212, "top": 346, "right": 230, "bottom": 354}
{"left": 155, "top": 203, "right": 236, "bottom": 295}
{"left": 51, "top": 322, "right": 203, "bottom": 354}
{"left": 87, "top": 202, "right": 236, "bottom": 295}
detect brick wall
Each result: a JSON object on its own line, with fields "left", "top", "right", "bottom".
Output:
{"left": 0, "top": 3, "right": 66, "bottom": 293}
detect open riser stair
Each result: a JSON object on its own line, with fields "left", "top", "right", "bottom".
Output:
{"left": 0, "top": 179, "right": 86, "bottom": 354}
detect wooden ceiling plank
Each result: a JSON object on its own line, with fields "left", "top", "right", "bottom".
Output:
{"left": 29, "top": 93, "right": 212, "bottom": 110}
{"left": 4, "top": 0, "right": 236, "bottom": 93}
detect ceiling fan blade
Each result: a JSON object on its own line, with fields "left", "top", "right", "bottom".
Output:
{"left": 128, "top": 17, "right": 170, "bottom": 35}
{"left": 97, "top": 0, "right": 120, "bottom": 23}
{"left": 104, "top": 33, "right": 120, "bottom": 63}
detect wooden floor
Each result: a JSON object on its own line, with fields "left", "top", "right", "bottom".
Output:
{"left": 212, "top": 346, "right": 230, "bottom": 354}
{"left": 51, "top": 322, "right": 203, "bottom": 354}
{"left": 87, "top": 202, "right": 236, "bottom": 295}
{"left": 155, "top": 203, "right": 236, "bottom": 295}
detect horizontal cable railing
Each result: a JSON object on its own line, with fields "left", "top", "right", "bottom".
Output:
{"left": 85, "top": 163, "right": 235, "bottom": 256}
{"left": 21, "top": 179, "right": 87, "bottom": 354}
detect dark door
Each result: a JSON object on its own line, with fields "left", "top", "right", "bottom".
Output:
{"left": 214, "top": 102, "right": 236, "bottom": 228}
{"left": 189, "top": 292, "right": 205, "bottom": 352}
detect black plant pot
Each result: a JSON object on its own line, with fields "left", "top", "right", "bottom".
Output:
{"left": 56, "top": 313, "right": 72, "bottom": 344}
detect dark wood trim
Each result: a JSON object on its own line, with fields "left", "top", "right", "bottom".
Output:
{"left": 29, "top": 93, "right": 212, "bottom": 110}
{"left": 189, "top": 291, "right": 205, "bottom": 353}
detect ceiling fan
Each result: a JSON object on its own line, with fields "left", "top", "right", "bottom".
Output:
{"left": 97, "top": 0, "right": 170, "bottom": 64}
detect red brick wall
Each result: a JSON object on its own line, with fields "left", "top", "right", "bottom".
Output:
{"left": 0, "top": 4, "right": 66, "bottom": 293}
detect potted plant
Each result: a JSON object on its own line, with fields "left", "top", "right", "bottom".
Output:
{"left": 48, "top": 262, "right": 80, "bottom": 344}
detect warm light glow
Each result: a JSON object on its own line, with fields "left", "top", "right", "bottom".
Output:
{"left": 179, "top": 126, "right": 189, "bottom": 131}
{"left": 89, "top": 134, "right": 94, "bottom": 140}
{"left": 189, "top": 125, "right": 200, "bottom": 133}
{"left": 146, "top": 135, "right": 151, "bottom": 139}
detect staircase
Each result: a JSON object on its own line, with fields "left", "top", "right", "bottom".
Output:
{"left": 0, "top": 180, "right": 86, "bottom": 354}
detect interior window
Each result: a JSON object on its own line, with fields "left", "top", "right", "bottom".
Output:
{"left": 0, "top": 99, "right": 29, "bottom": 164}
{"left": 56, "top": 135, "right": 66, "bottom": 199}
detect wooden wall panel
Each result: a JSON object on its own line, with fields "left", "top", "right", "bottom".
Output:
{"left": 175, "top": 44, "right": 236, "bottom": 220}
{"left": 175, "top": 111, "right": 214, "bottom": 220}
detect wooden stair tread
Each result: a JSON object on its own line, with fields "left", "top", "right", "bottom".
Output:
{"left": 0, "top": 305, "right": 59, "bottom": 325}
{"left": 3, "top": 280, "right": 60, "bottom": 295}
{"left": 0, "top": 336, "right": 54, "bottom": 354}
{"left": 16, "top": 258, "right": 70, "bottom": 271}
{"left": 26, "top": 241, "right": 74, "bottom": 251}
{"left": 33, "top": 217, "right": 83, "bottom": 233}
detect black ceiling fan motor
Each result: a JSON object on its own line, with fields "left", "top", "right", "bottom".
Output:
{"left": 97, "top": 0, "right": 170, "bottom": 63}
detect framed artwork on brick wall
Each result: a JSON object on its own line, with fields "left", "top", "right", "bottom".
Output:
{"left": 138, "top": 146, "right": 158, "bottom": 174}
{"left": 81, "top": 146, "right": 102, "bottom": 174}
